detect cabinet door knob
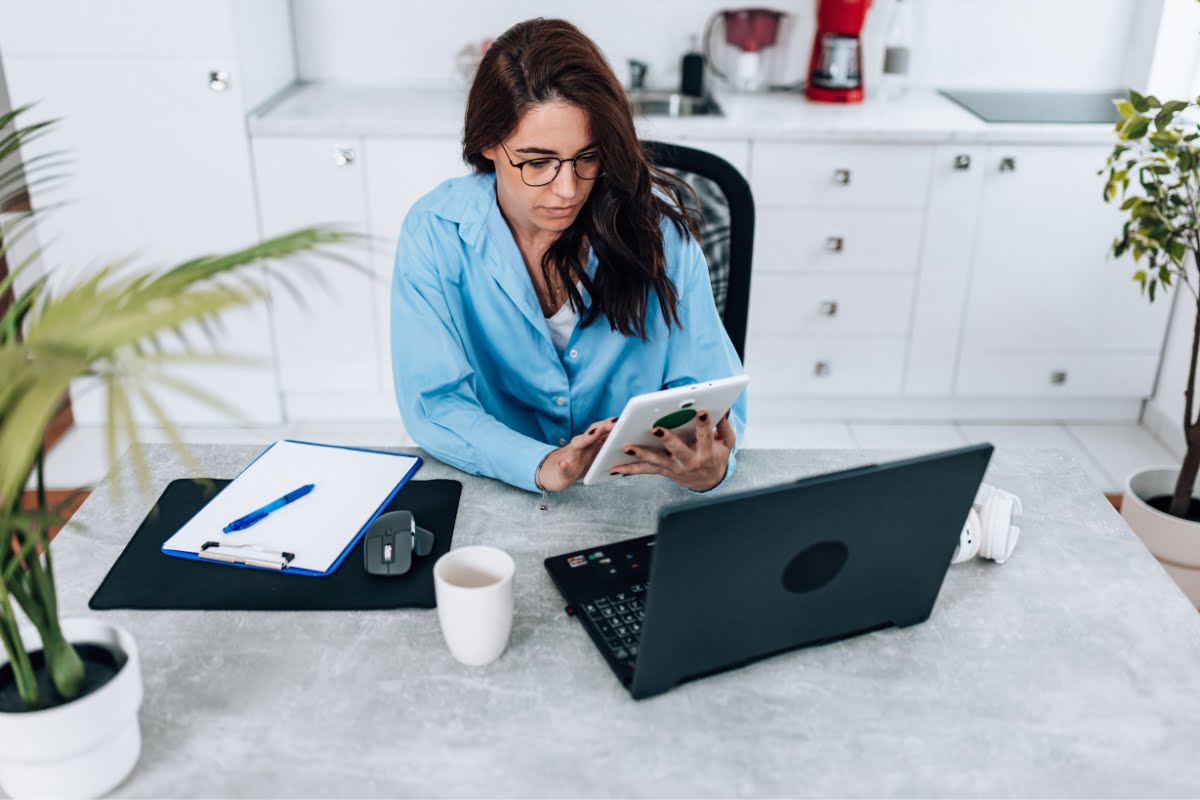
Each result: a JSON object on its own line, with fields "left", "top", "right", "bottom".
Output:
{"left": 825, "top": 236, "right": 844, "bottom": 253}
{"left": 813, "top": 361, "right": 832, "bottom": 377}
{"left": 953, "top": 154, "right": 971, "bottom": 170}
{"left": 832, "top": 168, "right": 851, "bottom": 185}
{"left": 208, "top": 70, "right": 230, "bottom": 92}
{"left": 1050, "top": 370, "right": 1068, "bottom": 386}
{"left": 999, "top": 157, "right": 1017, "bottom": 173}
{"left": 333, "top": 147, "right": 356, "bottom": 167}
{"left": 819, "top": 300, "right": 838, "bottom": 317}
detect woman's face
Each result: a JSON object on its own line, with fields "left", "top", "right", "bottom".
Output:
{"left": 482, "top": 101, "right": 599, "bottom": 240}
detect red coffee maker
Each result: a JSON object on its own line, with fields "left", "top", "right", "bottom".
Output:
{"left": 805, "top": 0, "right": 873, "bottom": 103}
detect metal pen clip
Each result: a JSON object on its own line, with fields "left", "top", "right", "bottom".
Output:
{"left": 199, "top": 541, "right": 296, "bottom": 570}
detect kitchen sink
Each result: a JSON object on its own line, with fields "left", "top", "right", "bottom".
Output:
{"left": 627, "top": 91, "right": 722, "bottom": 118}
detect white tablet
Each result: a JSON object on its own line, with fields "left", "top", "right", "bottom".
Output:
{"left": 582, "top": 374, "right": 750, "bottom": 486}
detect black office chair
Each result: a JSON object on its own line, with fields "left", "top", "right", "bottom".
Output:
{"left": 643, "top": 141, "right": 755, "bottom": 362}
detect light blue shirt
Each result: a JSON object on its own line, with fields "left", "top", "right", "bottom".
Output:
{"left": 391, "top": 173, "right": 747, "bottom": 492}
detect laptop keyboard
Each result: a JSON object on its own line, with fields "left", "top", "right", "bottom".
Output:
{"left": 581, "top": 584, "right": 646, "bottom": 663}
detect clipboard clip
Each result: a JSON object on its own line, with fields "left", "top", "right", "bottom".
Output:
{"left": 200, "top": 541, "right": 296, "bottom": 571}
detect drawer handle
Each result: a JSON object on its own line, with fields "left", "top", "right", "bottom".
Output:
{"left": 208, "top": 69, "right": 230, "bottom": 92}
{"left": 814, "top": 361, "right": 832, "bottom": 377}
{"left": 999, "top": 157, "right": 1017, "bottom": 173}
{"left": 1050, "top": 370, "right": 1068, "bottom": 386}
{"left": 333, "top": 147, "right": 356, "bottom": 167}
{"left": 825, "top": 236, "right": 844, "bottom": 253}
{"left": 832, "top": 168, "right": 851, "bottom": 186}
{"left": 953, "top": 154, "right": 971, "bottom": 170}
{"left": 819, "top": 300, "right": 838, "bottom": 317}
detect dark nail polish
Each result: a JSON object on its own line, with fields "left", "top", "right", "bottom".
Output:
{"left": 610, "top": 470, "right": 618, "bottom": 476}
{"left": 624, "top": 448, "right": 635, "bottom": 456}
{"left": 610, "top": 417, "right": 619, "bottom": 423}
{"left": 588, "top": 428, "right": 596, "bottom": 435}
{"left": 653, "top": 428, "right": 664, "bottom": 438}
{"left": 698, "top": 413, "right": 709, "bottom": 422}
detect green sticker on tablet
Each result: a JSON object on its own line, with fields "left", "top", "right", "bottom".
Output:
{"left": 653, "top": 408, "right": 697, "bottom": 430}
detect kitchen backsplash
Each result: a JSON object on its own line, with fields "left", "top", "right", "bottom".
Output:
{"left": 290, "top": 0, "right": 1150, "bottom": 92}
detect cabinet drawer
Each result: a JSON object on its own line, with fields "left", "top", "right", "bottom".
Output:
{"left": 955, "top": 353, "right": 1159, "bottom": 397}
{"left": 755, "top": 209, "right": 922, "bottom": 273}
{"left": 751, "top": 142, "right": 933, "bottom": 208}
{"left": 748, "top": 274, "right": 914, "bottom": 337}
{"left": 746, "top": 337, "right": 906, "bottom": 396}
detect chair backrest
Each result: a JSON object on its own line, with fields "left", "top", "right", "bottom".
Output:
{"left": 643, "top": 141, "right": 755, "bottom": 362}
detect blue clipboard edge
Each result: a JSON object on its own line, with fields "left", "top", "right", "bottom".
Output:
{"left": 159, "top": 439, "right": 423, "bottom": 577}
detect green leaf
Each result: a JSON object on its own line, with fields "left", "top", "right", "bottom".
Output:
{"left": 1133, "top": 269, "right": 1148, "bottom": 283}
{"left": 1116, "top": 100, "right": 1136, "bottom": 118}
{"left": 1122, "top": 115, "right": 1152, "bottom": 140}
{"left": 1170, "top": 241, "right": 1188, "bottom": 263}
{"left": 1130, "top": 89, "right": 1149, "bottom": 112}
{"left": 1149, "top": 279, "right": 1158, "bottom": 302}
{"left": 1120, "top": 196, "right": 1141, "bottom": 210}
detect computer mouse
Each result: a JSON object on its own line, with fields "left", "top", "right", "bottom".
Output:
{"left": 363, "top": 510, "right": 435, "bottom": 577}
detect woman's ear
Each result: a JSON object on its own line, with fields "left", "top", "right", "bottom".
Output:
{"left": 480, "top": 146, "right": 497, "bottom": 163}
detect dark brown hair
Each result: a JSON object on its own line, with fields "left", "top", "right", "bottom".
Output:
{"left": 463, "top": 18, "right": 699, "bottom": 339}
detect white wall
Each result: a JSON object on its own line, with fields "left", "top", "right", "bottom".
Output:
{"left": 1134, "top": 0, "right": 1200, "bottom": 459}
{"left": 291, "top": 0, "right": 1150, "bottom": 93}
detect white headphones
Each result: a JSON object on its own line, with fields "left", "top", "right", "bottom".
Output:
{"left": 951, "top": 483, "right": 1023, "bottom": 565}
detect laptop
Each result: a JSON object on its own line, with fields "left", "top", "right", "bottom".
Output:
{"left": 544, "top": 444, "right": 993, "bottom": 700}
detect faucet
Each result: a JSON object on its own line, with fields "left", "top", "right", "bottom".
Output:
{"left": 627, "top": 59, "right": 648, "bottom": 92}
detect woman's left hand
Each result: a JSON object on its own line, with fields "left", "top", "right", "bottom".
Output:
{"left": 610, "top": 408, "right": 735, "bottom": 492}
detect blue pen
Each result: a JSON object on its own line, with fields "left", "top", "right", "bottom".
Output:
{"left": 223, "top": 483, "right": 316, "bottom": 533}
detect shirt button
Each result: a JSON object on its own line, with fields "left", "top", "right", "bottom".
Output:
{"left": 555, "top": 396, "right": 567, "bottom": 407}
{"left": 558, "top": 437, "right": 568, "bottom": 446}
{"left": 568, "top": 348, "right": 579, "bottom": 359}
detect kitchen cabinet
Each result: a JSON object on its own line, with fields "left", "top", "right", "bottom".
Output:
{"left": 954, "top": 144, "right": 1168, "bottom": 397}
{"left": 0, "top": 0, "right": 294, "bottom": 425}
{"left": 252, "top": 137, "right": 378, "bottom": 399}
{"left": 746, "top": 142, "right": 934, "bottom": 419}
{"left": 365, "top": 137, "right": 471, "bottom": 399}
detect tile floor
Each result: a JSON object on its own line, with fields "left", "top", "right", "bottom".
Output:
{"left": 34, "top": 419, "right": 1180, "bottom": 496}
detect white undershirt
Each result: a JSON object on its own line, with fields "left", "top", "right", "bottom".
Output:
{"left": 545, "top": 300, "right": 578, "bottom": 354}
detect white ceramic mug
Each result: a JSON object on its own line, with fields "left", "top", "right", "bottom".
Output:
{"left": 433, "top": 546, "right": 515, "bottom": 666}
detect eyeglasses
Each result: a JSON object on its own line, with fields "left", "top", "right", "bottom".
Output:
{"left": 499, "top": 141, "right": 604, "bottom": 187}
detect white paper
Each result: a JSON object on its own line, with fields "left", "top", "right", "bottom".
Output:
{"left": 161, "top": 440, "right": 420, "bottom": 573}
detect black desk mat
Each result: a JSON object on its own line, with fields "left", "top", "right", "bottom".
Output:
{"left": 89, "top": 477, "right": 461, "bottom": 611}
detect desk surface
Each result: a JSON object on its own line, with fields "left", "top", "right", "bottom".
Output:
{"left": 52, "top": 445, "right": 1200, "bottom": 798}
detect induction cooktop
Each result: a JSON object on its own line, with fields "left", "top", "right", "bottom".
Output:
{"left": 939, "top": 89, "right": 1124, "bottom": 124}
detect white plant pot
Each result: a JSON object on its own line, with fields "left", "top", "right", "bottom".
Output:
{"left": 1122, "top": 465, "right": 1200, "bottom": 609}
{"left": 0, "top": 618, "right": 142, "bottom": 799}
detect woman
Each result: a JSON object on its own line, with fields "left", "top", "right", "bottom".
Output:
{"left": 391, "top": 18, "right": 747, "bottom": 493}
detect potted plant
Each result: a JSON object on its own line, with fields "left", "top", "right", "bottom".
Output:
{"left": 1104, "top": 90, "right": 1200, "bottom": 607}
{"left": 0, "top": 105, "right": 354, "bottom": 797}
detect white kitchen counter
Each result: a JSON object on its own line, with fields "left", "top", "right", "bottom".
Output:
{"left": 249, "top": 82, "right": 1117, "bottom": 145}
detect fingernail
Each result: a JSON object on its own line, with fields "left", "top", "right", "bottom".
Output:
{"left": 698, "top": 413, "right": 709, "bottom": 422}
{"left": 610, "top": 417, "right": 619, "bottom": 423}
{"left": 588, "top": 428, "right": 596, "bottom": 435}
{"left": 610, "top": 470, "right": 618, "bottom": 476}
{"left": 624, "top": 448, "right": 635, "bottom": 455}
{"left": 653, "top": 428, "right": 664, "bottom": 438}
{"left": 722, "top": 410, "right": 730, "bottom": 420}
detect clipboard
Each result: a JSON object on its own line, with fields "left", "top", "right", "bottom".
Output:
{"left": 160, "top": 440, "right": 422, "bottom": 576}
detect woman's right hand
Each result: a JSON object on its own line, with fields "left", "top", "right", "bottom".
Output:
{"left": 536, "top": 417, "right": 619, "bottom": 491}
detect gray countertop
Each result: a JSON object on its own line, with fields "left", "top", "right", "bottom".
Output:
{"left": 50, "top": 444, "right": 1200, "bottom": 798}
{"left": 249, "top": 84, "right": 1117, "bottom": 145}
